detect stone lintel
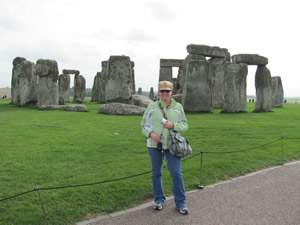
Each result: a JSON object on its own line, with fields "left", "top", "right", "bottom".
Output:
{"left": 232, "top": 54, "right": 268, "bottom": 65}
{"left": 186, "top": 44, "right": 228, "bottom": 58}
{"left": 160, "top": 59, "right": 184, "bottom": 67}
{"left": 62, "top": 69, "right": 80, "bottom": 75}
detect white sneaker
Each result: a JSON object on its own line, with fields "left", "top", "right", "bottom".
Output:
{"left": 177, "top": 207, "right": 189, "bottom": 214}
{"left": 153, "top": 202, "right": 163, "bottom": 210}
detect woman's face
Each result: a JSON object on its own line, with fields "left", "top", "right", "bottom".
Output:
{"left": 159, "top": 89, "right": 173, "bottom": 102}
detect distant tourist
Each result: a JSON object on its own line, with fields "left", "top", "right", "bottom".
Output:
{"left": 141, "top": 81, "right": 189, "bottom": 214}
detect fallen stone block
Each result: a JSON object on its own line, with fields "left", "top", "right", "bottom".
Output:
{"left": 99, "top": 103, "right": 146, "bottom": 115}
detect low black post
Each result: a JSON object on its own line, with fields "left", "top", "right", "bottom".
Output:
{"left": 35, "top": 187, "right": 48, "bottom": 225}
{"left": 198, "top": 152, "right": 204, "bottom": 189}
{"left": 281, "top": 137, "right": 284, "bottom": 165}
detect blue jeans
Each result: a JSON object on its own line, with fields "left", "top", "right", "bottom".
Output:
{"left": 148, "top": 147, "right": 186, "bottom": 208}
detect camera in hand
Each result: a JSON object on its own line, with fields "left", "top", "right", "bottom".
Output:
{"left": 157, "top": 142, "right": 163, "bottom": 151}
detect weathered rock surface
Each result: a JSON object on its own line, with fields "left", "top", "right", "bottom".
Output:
{"left": 271, "top": 76, "right": 284, "bottom": 108}
{"left": 182, "top": 60, "right": 211, "bottom": 112}
{"left": 62, "top": 69, "right": 80, "bottom": 75}
{"left": 131, "top": 61, "right": 136, "bottom": 94}
{"left": 91, "top": 74, "right": 99, "bottom": 102}
{"left": 105, "top": 56, "right": 133, "bottom": 104}
{"left": 62, "top": 104, "right": 87, "bottom": 112}
{"left": 138, "top": 87, "right": 142, "bottom": 95}
{"left": 232, "top": 54, "right": 268, "bottom": 65}
{"left": 39, "top": 105, "right": 61, "bottom": 110}
{"left": 39, "top": 104, "right": 87, "bottom": 112}
{"left": 149, "top": 87, "right": 154, "bottom": 100}
{"left": 223, "top": 63, "right": 248, "bottom": 112}
{"left": 132, "top": 95, "right": 153, "bottom": 108}
{"left": 176, "top": 55, "right": 206, "bottom": 95}
{"left": 73, "top": 74, "right": 86, "bottom": 103}
{"left": 172, "top": 94, "right": 183, "bottom": 104}
{"left": 98, "top": 61, "right": 108, "bottom": 103}
{"left": 58, "top": 74, "right": 70, "bottom": 103}
{"left": 11, "top": 57, "right": 38, "bottom": 106}
{"left": 159, "top": 66, "right": 173, "bottom": 82}
{"left": 36, "top": 59, "right": 59, "bottom": 106}
{"left": 160, "top": 59, "right": 184, "bottom": 67}
{"left": 209, "top": 58, "right": 226, "bottom": 108}
{"left": 186, "top": 44, "right": 229, "bottom": 58}
{"left": 255, "top": 65, "right": 273, "bottom": 112}
{"left": 13, "top": 57, "right": 26, "bottom": 67}
{"left": 99, "top": 103, "right": 146, "bottom": 115}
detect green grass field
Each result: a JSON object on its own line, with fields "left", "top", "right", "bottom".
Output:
{"left": 0, "top": 99, "right": 299, "bottom": 225}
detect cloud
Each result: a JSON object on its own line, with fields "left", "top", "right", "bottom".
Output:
{"left": 124, "top": 29, "right": 156, "bottom": 43}
{"left": 144, "top": 1, "right": 178, "bottom": 22}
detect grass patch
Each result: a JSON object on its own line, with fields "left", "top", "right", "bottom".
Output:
{"left": 0, "top": 99, "right": 299, "bottom": 224}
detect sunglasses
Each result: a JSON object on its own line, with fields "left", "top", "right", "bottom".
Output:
{"left": 159, "top": 90, "right": 171, "bottom": 93}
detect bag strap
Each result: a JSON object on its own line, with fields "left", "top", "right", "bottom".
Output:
{"left": 158, "top": 101, "right": 167, "bottom": 119}
{"left": 157, "top": 101, "right": 167, "bottom": 138}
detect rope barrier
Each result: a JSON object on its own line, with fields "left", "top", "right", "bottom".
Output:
{"left": 201, "top": 138, "right": 281, "bottom": 154}
{"left": 1, "top": 136, "right": 298, "bottom": 202}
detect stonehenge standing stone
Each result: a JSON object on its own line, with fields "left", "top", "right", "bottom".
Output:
{"left": 91, "top": 74, "right": 99, "bottom": 102}
{"left": 159, "top": 66, "right": 173, "bottom": 82}
{"left": 255, "top": 66, "right": 272, "bottom": 112}
{"left": 209, "top": 58, "right": 226, "bottom": 108}
{"left": 182, "top": 60, "right": 211, "bottom": 112}
{"left": 131, "top": 61, "right": 136, "bottom": 94}
{"left": 98, "top": 61, "right": 108, "bottom": 103}
{"left": 177, "top": 54, "right": 206, "bottom": 95}
{"left": 36, "top": 59, "right": 59, "bottom": 106}
{"left": 159, "top": 59, "right": 184, "bottom": 89}
{"left": 149, "top": 87, "right": 154, "bottom": 100}
{"left": 58, "top": 74, "right": 70, "bottom": 103}
{"left": 105, "top": 56, "right": 133, "bottom": 104}
{"left": 11, "top": 57, "right": 38, "bottom": 106}
{"left": 271, "top": 76, "right": 284, "bottom": 108}
{"left": 138, "top": 87, "right": 142, "bottom": 95}
{"left": 73, "top": 74, "right": 86, "bottom": 103}
{"left": 223, "top": 63, "right": 248, "bottom": 112}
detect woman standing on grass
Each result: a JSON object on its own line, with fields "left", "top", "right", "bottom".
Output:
{"left": 141, "top": 81, "right": 189, "bottom": 214}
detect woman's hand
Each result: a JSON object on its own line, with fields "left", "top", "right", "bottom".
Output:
{"left": 163, "top": 120, "right": 174, "bottom": 129}
{"left": 150, "top": 132, "right": 161, "bottom": 143}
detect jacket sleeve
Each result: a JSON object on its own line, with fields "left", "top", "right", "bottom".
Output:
{"left": 140, "top": 104, "right": 153, "bottom": 138}
{"left": 173, "top": 104, "right": 188, "bottom": 132}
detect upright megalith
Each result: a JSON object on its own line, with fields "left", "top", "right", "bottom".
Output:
{"left": 11, "top": 57, "right": 38, "bottom": 106}
{"left": 178, "top": 54, "right": 206, "bottom": 95}
{"left": 255, "top": 66, "right": 272, "bottom": 112}
{"left": 271, "top": 76, "right": 284, "bottom": 108}
{"left": 159, "top": 66, "right": 173, "bottom": 82}
{"left": 58, "top": 74, "right": 70, "bottom": 103}
{"left": 91, "top": 74, "right": 99, "bottom": 102}
{"left": 209, "top": 58, "right": 226, "bottom": 108}
{"left": 182, "top": 60, "right": 211, "bottom": 112}
{"left": 131, "top": 61, "right": 136, "bottom": 94}
{"left": 36, "top": 59, "right": 59, "bottom": 106}
{"left": 98, "top": 61, "right": 108, "bottom": 103}
{"left": 149, "top": 87, "right": 154, "bottom": 100}
{"left": 105, "top": 55, "right": 133, "bottom": 104}
{"left": 73, "top": 74, "right": 86, "bottom": 103}
{"left": 223, "top": 63, "right": 248, "bottom": 112}
{"left": 138, "top": 87, "right": 142, "bottom": 95}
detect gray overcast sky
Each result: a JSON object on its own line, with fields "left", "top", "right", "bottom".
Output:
{"left": 1, "top": 0, "right": 299, "bottom": 96}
